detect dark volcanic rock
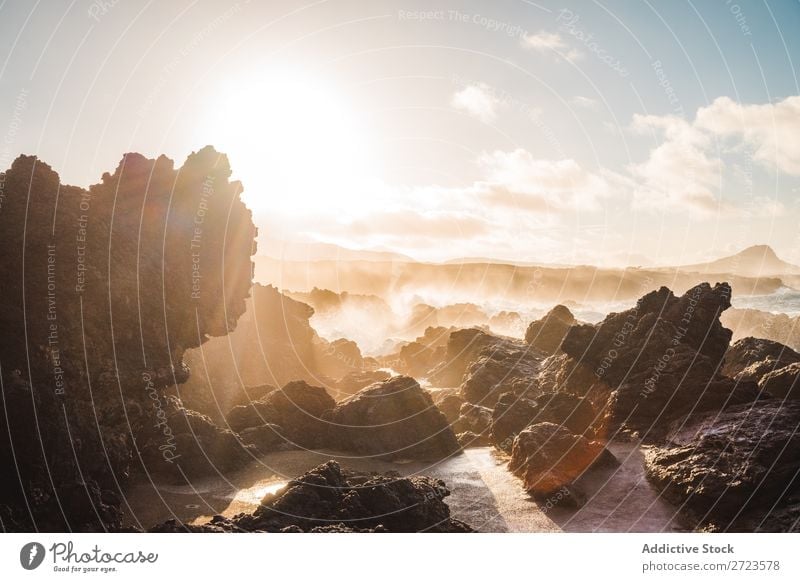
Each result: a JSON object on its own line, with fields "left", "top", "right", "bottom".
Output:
{"left": 327, "top": 376, "right": 460, "bottom": 460}
{"left": 153, "top": 461, "right": 471, "bottom": 532}
{"left": 433, "top": 389, "right": 465, "bottom": 423}
{"left": 0, "top": 149, "right": 256, "bottom": 531}
{"left": 722, "top": 337, "right": 800, "bottom": 383}
{"left": 508, "top": 422, "right": 617, "bottom": 505}
{"left": 491, "top": 391, "right": 597, "bottom": 452}
{"left": 759, "top": 363, "right": 800, "bottom": 400}
{"left": 428, "top": 328, "right": 498, "bottom": 387}
{"left": 644, "top": 401, "right": 800, "bottom": 531}
{"left": 453, "top": 402, "right": 493, "bottom": 435}
{"left": 525, "top": 305, "right": 576, "bottom": 353}
{"left": 226, "top": 381, "right": 335, "bottom": 448}
{"left": 459, "top": 336, "right": 542, "bottom": 407}
{"left": 560, "top": 283, "right": 762, "bottom": 436}
{"left": 457, "top": 431, "right": 492, "bottom": 447}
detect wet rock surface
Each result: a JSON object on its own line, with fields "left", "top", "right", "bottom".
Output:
{"left": 644, "top": 401, "right": 800, "bottom": 531}
{"left": 328, "top": 376, "right": 460, "bottom": 460}
{"left": 151, "top": 460, "right": 471, "bottom": 532}
{"left": 508, "top": 422, "right": 618, "bottom": 506}
{"left": 560, "top": 283, "right": 762, "bottom": 436}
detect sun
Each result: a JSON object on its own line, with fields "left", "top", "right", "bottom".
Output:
{"left": 198, "top": 68, "right": 376, "bottom": 214}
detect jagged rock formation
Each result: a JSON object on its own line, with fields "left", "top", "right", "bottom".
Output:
{"left": 491, "top": 391, "right": 597, "bottom": 452}
{"left": 759, "top": 363, "right": 800, "bottom": 400}
{"left": 327, "top": 369, "right": 391, "bottom": 399}
{"left": 151, "top": 461, "right": 471, "bottom": 532}
{"left": 459, "top": 337, "right": 543, "bottom": 407}
{"left": 525, "top": 305, "right": 576, "bottom": 353}
{"left": 722, "top": 337, "right": 800, "bottom": 383}
{"left": 327, "top": 376, "right": 460, "bottom": 460}
{"left": 509, "top": 422, "right": 617, "bottom": 506}
{"left": 0, "top": 149, "right": 256, "bottom": 531}
{"left": 558, "top": 283, "right": 761, "bottom": 436}
{"left": 378, "top": 326, "right": 451, "bottom": 378}
{"left": 428, "top": 328, "right": 499, "bottom": 387}
{"left": 644, "top": 401, "right": 800, "bottom": 531}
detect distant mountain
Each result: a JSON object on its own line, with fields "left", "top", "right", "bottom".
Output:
{"left": 676, "top": 245, "right": 800, "bottom": 277}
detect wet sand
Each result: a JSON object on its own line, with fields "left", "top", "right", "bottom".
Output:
{"left": 123, "top": 442, "right": 689, "bottom": 532}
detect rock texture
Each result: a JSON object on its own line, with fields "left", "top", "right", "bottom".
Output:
{"left": 151, "top": 461, "right": 471, "bottom": 532}
{"left": 491, "top": 391, "right": 597, "bottom": 451}
{"left": 0, "top": 149, "right": 256, "bottom": 531}
{"left": 508, "top": 422, "right": 617, "bottom": 505}
{"left": 722, "top": 337, "right": 800, "bottom": 383}
{"left": 226, "top": 381, "right": 336, "bottom": 448}
{"left": 559, "top": 283, "right": 761, "bottom": 436}
{"left": 644, "top": 401, "right": 800, "bottom": 531}
{"left": 525, "top": 305, "right": 576, "bottom": 353}
{"left": 759, "top": 363, "right": 800, "bottom": 400}
{"left": 327, "top": 376, "right": 460, "bottom": 460}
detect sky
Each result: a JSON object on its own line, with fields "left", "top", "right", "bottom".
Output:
{"left": 1, "top": 0, "right": 799, "bottom": 267}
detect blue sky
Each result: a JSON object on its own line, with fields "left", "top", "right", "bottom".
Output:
{"left": 1, "top": 0, "right": 799, "bottom": 266}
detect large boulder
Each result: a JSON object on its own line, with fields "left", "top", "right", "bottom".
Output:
{"left": 327, "top": 369, "right": 391, "bottom": 400}
{"left": 226, "top": 380, "right": 335, "bottom": 448}
{"left": 644, "top": 401, "right": 800, "bottom": 531}
{"left": 722, "top": 337, "right": 800, "bottom": 383}
{"left": 492, "top": 391, "right": 596, "bottom": 452}
{"left": 759, "top": 363, "right": 800, "bottom": 400}
{"left": 0, "top": 149, "right": 256, "bottom": 531}
{"left": 525, "top": 305, "right": 576, "bottom": 353}
{"left": 560, "top": 283, "right": 762, "bottom": 436}
{"left": 153, "top": 460, "right": 471, "bottom": 532}
{"left": 508, "top": 422, "right": 617, "bottom": 505}
{"left": 327, "top": 376, "right": 460, "bottom": 460}
{"left": 459, "top": 337, "right": 542, "bottom": 407}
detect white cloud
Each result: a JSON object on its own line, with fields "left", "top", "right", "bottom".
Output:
{"left": 451, "top": 83, "right": 501, "bottom": 122}
{"left": 474, "top": 149, "right": 624, "bottom": 213}
{"left": 695, "top": 95, "right": 800, "bottom": 175}
{"left": 629, "top": 114, "right": 723, "bottom": 214}
{"left": 522, "top": 31, "right": 583, "bottom": 61}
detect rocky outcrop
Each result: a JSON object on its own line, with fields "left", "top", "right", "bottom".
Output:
{"left": 508, "top": 422, "right": 617, "bottom": 505}
{"left": 459, "top": 336, "right": 542, "bottom": 407}
{"left": 327, "top": 376, "right": 460, "bottom": 460}
{"left": 525, "top": 305, "right": 576, "bottom": 353}
{"left": 644, "top": 401, "right": 800, "bottom": 531}
{"left": 428, "top": 328, "right": 498, "bottom": 387}
{"left": 326, "top": 369, "right": 391, "bottom": 400}
{"left": 0, "top": 149, "right": 255, "bottom": 531}
{"left": 491, "top": 391, "right": 597, "bottom": 451}
{"left": 453, "top": 402, "right": 493, "bottom": 436}
{"left": 226, "top": 381, "right": 335, "bottom": 448}
{"left": 722, "top": 337, "right": 800, "bottom": 383}
{"left": 759, "top": 363, "right": 800, "bottom": 400}
{"left": 560, "top": 283, "right": 761, "bottom": 436}
{"left": 152, "top": 461, "right": 471, "bottom": 532}
{"left": 432, "top": 389, "right": 465, "bottom": 423}
{"left": 722, "top": 308, "right": 800, "bottom": 353}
